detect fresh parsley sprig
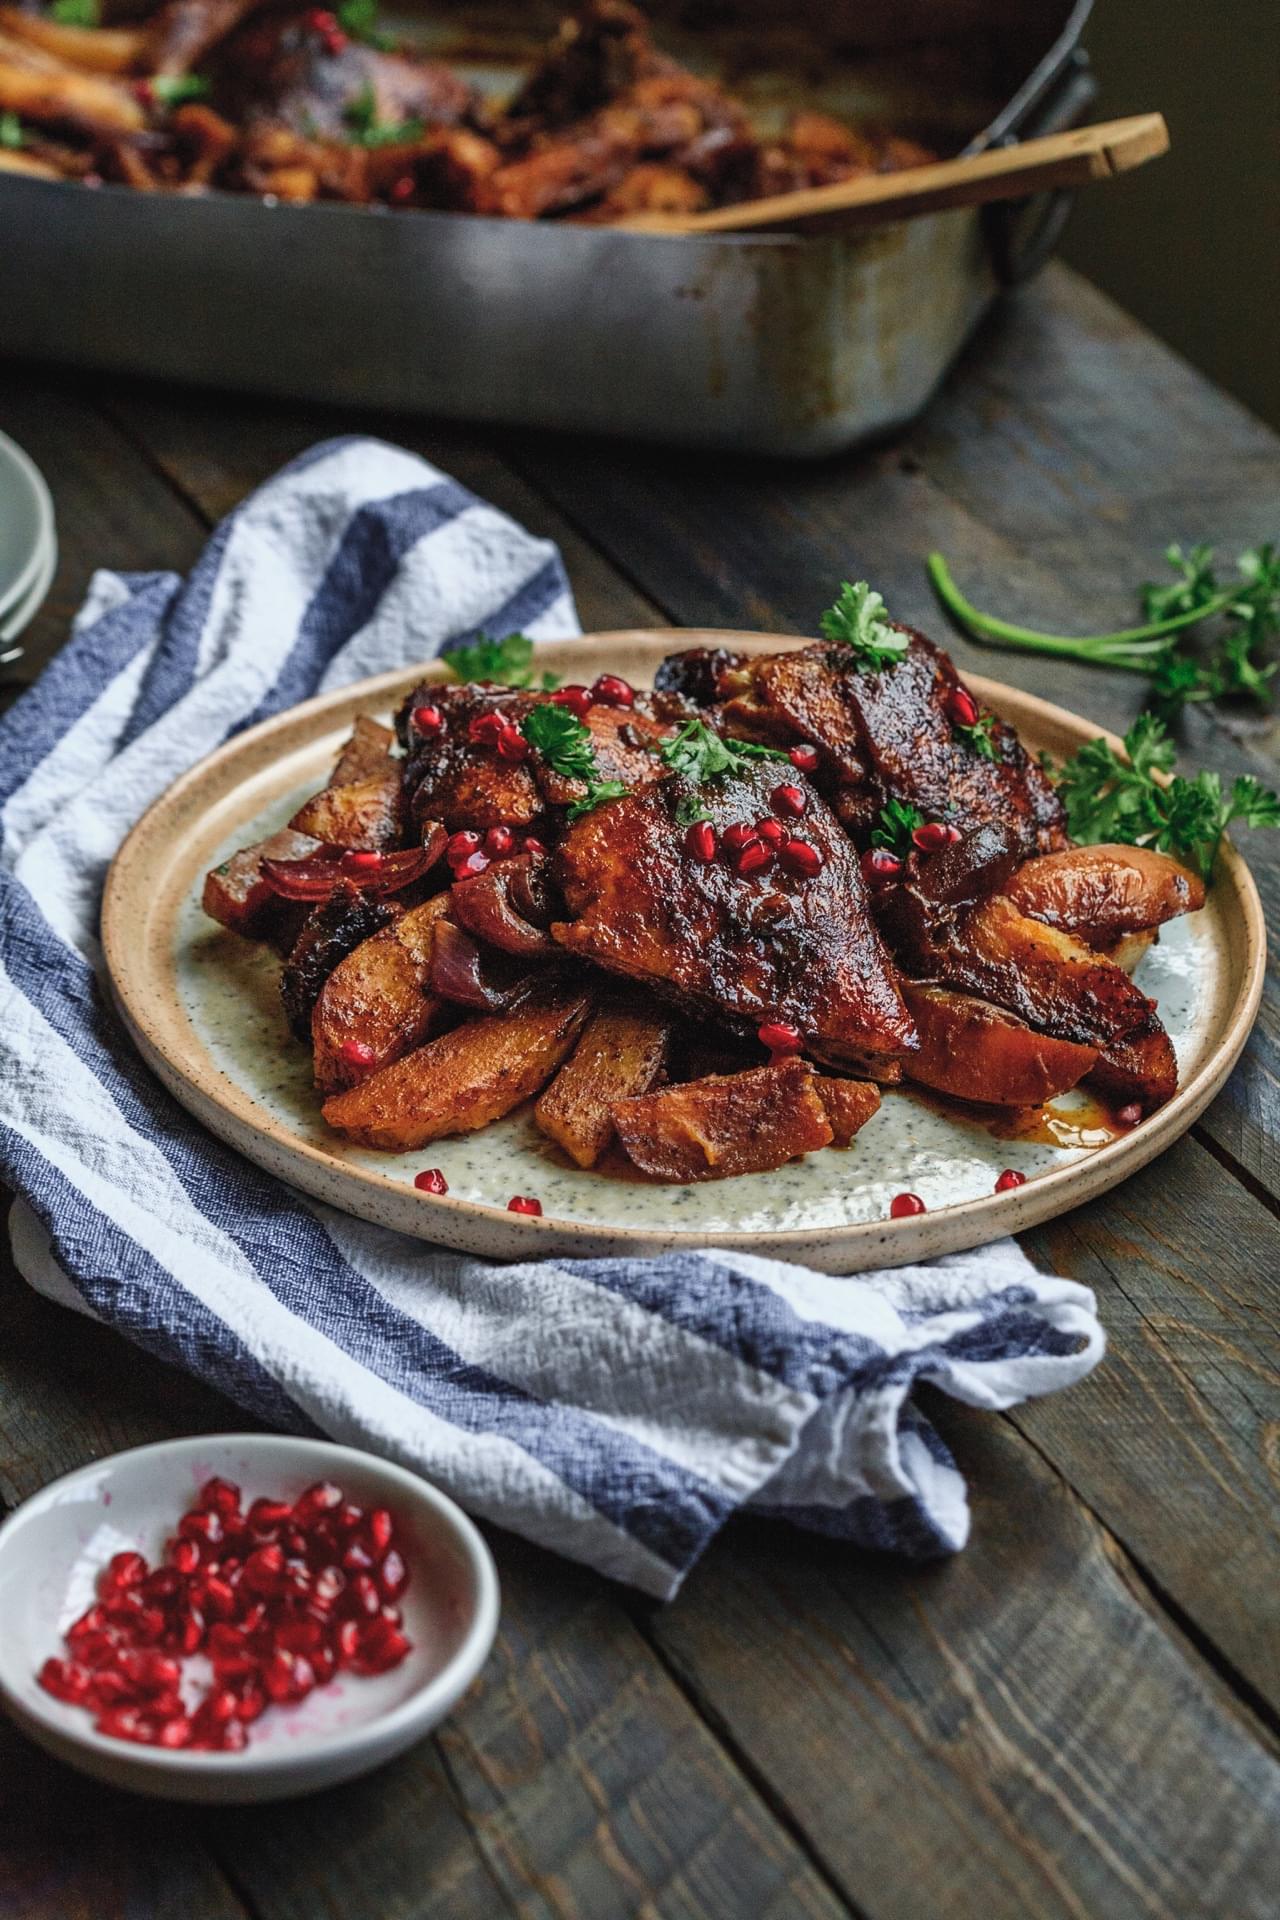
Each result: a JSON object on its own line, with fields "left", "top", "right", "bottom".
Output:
{"left": 337, "top": 0, "right": 394, "bottom": 48}
{"left": 50, "top": 0, "right": 98, "bottom": 22}
{"left": 1046, "top": 713, "right": 1280, "bottom": 880}
{"left": 343, "top": 84, "right": 424, "bottom": 148}
{"left": 0, "top": 111, "right": 22, "bottom": 150}
{"left": 871, "top": 799, "right": 924, "bottom": 857}
{"left": 659, "top": 717, "right": 790, "bottom": 785}
{"left": 954, "top": 711, "right": 998, "bottom": 761}
{"left": 150, "top": 74, "right": 212, "bottom": 107}
{"left": 440, "top": 631, "right": 558, "bottom": 691}
{"left": 820, "top": 581, "right": 909, "bottom": 670}
{"left": 520, "top": 704, "right": 627, "bottom": 822}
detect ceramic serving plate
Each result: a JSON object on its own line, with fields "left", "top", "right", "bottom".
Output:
{"left": 102, "top": 632, "right": 1266, "bottom": 1273}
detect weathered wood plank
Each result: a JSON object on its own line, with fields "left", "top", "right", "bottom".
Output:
{"left": 649, "top": 1404, "right": 1280, "bottom": 1920}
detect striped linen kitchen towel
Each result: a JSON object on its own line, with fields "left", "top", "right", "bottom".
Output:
{"left": 0, "top": 436, "right": 1105, "bottom": 1599}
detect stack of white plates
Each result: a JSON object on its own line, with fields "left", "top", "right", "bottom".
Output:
{"left": 0, "top": 429, "right": 56, "bottom": 658}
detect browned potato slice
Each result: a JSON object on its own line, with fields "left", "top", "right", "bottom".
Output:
{"left": 0, "top": 55, "right": 144, "bottom": 135}
{"left": 535, "top": 995, "right": 673, "bottom": 1168}
{"left": 331, "top": 715, "right": 395, "bottom": 787}
{"left": 202, "top": 827, "right": 320, "bottom": 939}
{"left": 1005, "top": 843, "right": 1204, "bottom": 949}
{"left": 611, "top": 1058, "right": 834, "bottom": 1183}
{"left": 289, "top": 768, "right": 403, "bottom": 851}
{"left": 312, "top": 894, "right": 452, "bottom": 1094}
{"left": 901, "top": 983, "right": 1098, "bottom": 1108}
{"left": 814, "top": 1077, "right": 881, "bottom": 1146}
{"left": 0, "top": 9, "right": 145, "bottom": 72}
{"left": 322, "top": 982, "right": 593, "bottom": 1151}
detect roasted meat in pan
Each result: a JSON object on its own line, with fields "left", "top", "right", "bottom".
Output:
{"left": 552, "top": 764, "right": 915, "bottom": 1076}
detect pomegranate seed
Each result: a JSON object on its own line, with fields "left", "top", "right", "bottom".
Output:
{"left": 141, "top": 1567, "right": 181, "bottom": 1603}
{"left": 446, "top": 829, "right": 481, "bottom": 862}
{"left": 377, "top": 1549, "right": 409, "bottom": 1600}
{"left": 196, "top": 1477, "right": 242, "bottom": 1517}
{"left": 483, "top": 825, "right": 515, "bottom": 858}
{"left": 39, "top": 1658, "right": 92, "bottom": 1704}
{"left": 411, "top": 703, "right": 443, "bottom": 735}
{"left": 367, "top": 1508, "right": 394, "bottom": 1556}
{"left": 168, "top": 1537, "right": 201, "bottom": 1575}
{"left": 521, "top": 835, "right": 547, "bottom": 858}
{"left": 100, "top": 1550, "right": 148, "bottom": 1594}
{"left": 889, "top": 1192, "right": 927, "bottom": 1218}
{"left": 321, "top": 26, "right": 347, "bottom": 53}
{"left": 120, "top": 1650, "right": 181, "bottom": 1695}
{"left": 232, "top": 1685, "right": 266, "bottom": 1723}
{"left": 96, "top": 1705, "right": 145, "bottom": 1742}
{"left": 216, "top": 1716, "right": 249, "bottom": 1751}
{"left": 353, "top": 1626, "right": 412, "bottom": 1675}
{"left": 295, "top": 1482, "right": 344, "bottom": 1528}
{"left": 789, "top": 743, "right": 819, "bottom": 772}
{"left": 132, "top": 78, "right": 157, "bottom": 111}
{"left": 946, "top": 686, "right": 980, "bottom": 729}
{"left": 178, "top": 1509, "right": 223, "bottom": 1550}
{"left": 591, "top": 673, "right": 634, "bottom": 708}
{"left": 911, "top": 821, "right": 961, "bottom": 852}
{"left": 496, "top": 725, "right": 529, "bottom": 763}
{"left": 469, "top": 711, "right": 508, "bottom": 746}
{"left": 551, "top": 684, "right": 594, "bottom": 719}
{"left": 195, "top": 1575, "right": 237, "bottom": 1621}
{"left": 755, "top": 816, "right": 787, "bottom": 848}
{"left": 246, "top": 1498, "right": 292, "bottom": 1537}
{"left": 779, "top": 838, "right": 823, "bottom": 878}
{"left": 74, "top": 1631, "right": 120, "bottom": 1669}
{"left": 453, "top": 850, "right": 490, "bottom": 879}
{"left": 335, "top": 1503, "right": 364, "bottom": 1535}
{"left": 770, "top": 783, "right": 807, "bottom": 819}
{"left": 172, "top": 1610, "right": 205, "bottom": 1655}
{"left": 342, "top": 1540, "right": 374, "bottom": 1573}
{"left": 347, "top": 1573, "right": 382, "bottom": 1618}
{"left": 68, "top": 1605, "right": 112, "bottom": 1643}
{"left": 336, "top": 1618, "right": 363, "bottom": 1664}
{"left": 274, "top": 1616, "right": 324, "bottom": 1655}
{"left": 684, "top": 820, "right": 718, "bottom": 862}
{"left": 733, "top": 839, "right": 773, "bottom": 877}
{"left": 304, "top": 5, "right": 337, "bottom": 26}
{"left": 994, "top": 1168, "right": 1026, "bottom": 1193}
{"left": 85, "top": 1669, "right": 133, "bottom": 1710}
{"left": 344, "top": 850, "right": 384, "bottom": 874}
{"left": 861, "top": 847, "right": 903, "bottom": 887}
{"left": 242, "top": 1544, "right": 285, "bottom": 1594}
{"left": 757, "top": 1021, "right": 802, "bottom": 1056}
{"left": 132, "top": 1607, "right": 167, "bottom": 1643}
{"left": 313, "top": 1565, "right": 346, "bottom": 1608}
{"left": 721, "top": 821, "right": 756, "bottom": 853}
{"left": 154, "top": 1716, "right": 192, "bottom": 1749}
{"left": 264, "top": 1649, "right": 317, "bottom": 1705}
{"left": 414, "top": 1168, "right": 448, "bottom": 1194}
{"left": 337, "top": 1038, "right": 377, "bottom": 1072}
{"left": 1115, "top": 1102, "right": 1144, "bottom": 1127}
{"left": 508, "top": 1195, "right": 543, "bottom": 1217}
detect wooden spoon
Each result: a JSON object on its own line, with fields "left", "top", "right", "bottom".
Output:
{"left": 620, "top": 112, "right": 1169, "bottom": 237}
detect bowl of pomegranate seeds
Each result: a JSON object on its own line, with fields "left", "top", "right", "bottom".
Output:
{"left": 0, "top": 1434, "right": 499, "bottom": 1802}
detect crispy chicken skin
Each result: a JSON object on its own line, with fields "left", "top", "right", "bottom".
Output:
{"left": 553, "top": 765, "right": 915, "bottom": 1075}
{"left": 1005, "top": 843, "right": 1205, "bottom": 949}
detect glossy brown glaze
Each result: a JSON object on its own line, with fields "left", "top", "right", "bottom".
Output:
{"left": 280, "top": 881, "right": 396, "bottom": 1042}
{"left": 900, "top": 982, "right": 1098, "bottom": 1108}
{"left": 1006, "top": 843, "right": 1206, "bottom": 949}
{"left": 311, "top": 893, "right": 451, "bottom": 1094}
{"left": 611, "top": 1058, "right": 839, "bottom": 1182}
{"left": 552, "top": 764, "right": 915, "bottom": 1074}
{"left": 201, "top": 825, "right": 321, "bottom": 940}
{"left": 289, "top": 767, "right": 404, "bottom": 852}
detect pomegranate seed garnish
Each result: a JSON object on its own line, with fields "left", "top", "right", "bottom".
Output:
{"left": 339, "top": 1038, "right": 376, "bottom": 1069}
{"left": 132, "top": 79, "right": 157, "bottom": 111}
{"left": 85, "top": 1669, "right": 133, "bottom": 1710}
{"left": 196, "top": 1575, "right": 237, "bottom": 1620}
{"left": 101, "top": 1550, "right": 148, "bottom": 1593}
{"left": 469, "top": 711, "right": 509, "bottom": 746}
{"left": 343, "top": 1540, "right": 375, "bottom": 1573}
{"left": 684, "top": 820, "right": 717, "bottom": 862}
{"left": 313, "top": 1565, "right": 346, "bottom": 1608}
{"left": 912, "top": 821, "right": 961, "bottom": 852}
{"left": 141, "top": 1567, "right": 181, "bottom": 1602}
{"left": 414, "top": 1167, "right": 448, "bottom": 1194}
{"left": 173, "top": 1610, "right": 205, "bottom": 1656}
{"left": 96, "top": 1706, "right": 145, "bottom": 1742}
{"left": 1115, "top": 1102, "right": 1144, "bottom": 1127}
{"left": 353, "top": 1626, "right": 412, "bottom": 1675}
{"left": 378, "top": 1548, "right": 409, "bottom": 1600}
{"left": 178, "top": 1509, "right": 223, "bottom": 1549}
{"left": 496, "top": 725, "right": 529, "bottom": 763}
{"left": 347, "top": 1573, "right": 382, "bottom": 1618}
{"left": 551, "top": 684, "right": 594, "bottom": 718}
{"left": 483, "top": 825, "right": 515, "bottom": 858}
{"left": 755, "top": 816, "right": 787, "bottom": 848}
{"left": 446, "top": 829, "right": 481, "bottom": 862}
{"left": 343, "top": 850, "right": 384, "bottom": 874}
{"left": 779, "top": 838, "right": 823, "bottom": 878}
{"left": 508, "top": 1195, "right": 542, "bottom": 1216}
{"left": 721, "top": 821, "right": 756, "bottom": 853}
{"left": 39, "top": 1657, "right": 92, "bottom": 1704}
{"left": 233, "top": 1685, "right": 266, "bottom": 1723}
{"left": 789, "top": 743, "right": 819, "bottom": 773}
{"left": 274, "top": 1616, "right": 324, "bottom": 1655}
{"left": 591, "top": 673, "right": 634, "bottom": 708}
{"left": 132, "top": 1607, "right": 168, "bottom": 1643}
{"left": 215, "top": 1717, "right": 249, "bottom": 1752}
{"left": 294, "top": 1482, "right": 344, "bottom": 1528}
{"left": 733, "top": 839, "right": 773, "bottom": 877}
{"left": 168, "top": 1536, "right": 201, "bottom": 1575}
{"left": 242, "top": 1544, "right": 285, "bottom": 1594}
{"left": 121, "top": 1650, "right": 181, "bottom": 1695}
{"left": 335, "top": 1503, "right": 364, "bottom": 1535}
{"left": 246, "top": 1498, "right": 292, "bottom": 1536}
{"left": 521, "top": 835, "right": 547, "bottom": 858}
{"left": 945, "top": 686, "right": 980, "bottom": 728}
{"left": 155, "top": 1716, "right": 192, "bottom": 1749}
{"left": 196, "top": 1477, "right": 242, "bottom": 1517}
{"left": 453, "top": 850, "right": 490, "bottom": 879}
{"left": 994, "top": 1168, "right": 1026, "bottom": 1193}
{"left": 889, "top": 1192, "right": 927, "bottom": 1218}
{"left": 757, "top": 1021, "right": 802, "bottom": 1056}
{"left": 367, "top": 1508, "right": 395, "bottom": 1556}
{"left": 304, "top": 5, "right": 336, "bottom": 26}
{"left": 68, "top": 1605, "right": 112, "bottom": 1642}
{"left": 336, "top": 1618, "right": 362, "bottom": 1664}
{"left": 321, "top": 26, "right": 347, "bottom": 53}
{"left": 770, "top": 783, "right": 807, "bottom": 819}
{"left": 410, "top": 703, "right": 443, "bottom": 735}
{"left": 861, "top": 847, "right": 903, "bottom": 887}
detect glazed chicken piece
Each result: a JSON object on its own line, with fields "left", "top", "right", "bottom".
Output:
{"left": 1005, "top": 843, "right": 1205, "bottom": 949}
{"left": 657, "top": 636, "right": 1066, "bottom": 856}
{"left": 553, "top": 764, "right": 916, "bottom": 1077}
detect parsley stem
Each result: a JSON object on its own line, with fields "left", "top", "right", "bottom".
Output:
{"left": 926, "top": 554, "right": 1241, "bottom": 672}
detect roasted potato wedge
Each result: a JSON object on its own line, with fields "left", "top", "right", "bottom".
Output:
{"left": 312, "top": 893, "right": 452, "bottom": 1094}
{"left": 322, "top": 981, "right": 593, "bottom": 1150}
{"left": 1006, "top": 843, "right": 1204, "bottom": 949}
{"left": 202, "top": 827, "right": 321, "bottom": 939}
{"left": 536, "top": 994, "right": 673, "bottom": 1168}
{"left": 330, "top": 715, "right": 396, "bottom": 787}
{"left": 281, "top": 885, "right": 395, "bottom": 1042}
{"left": 289, "top": 768, "right": 403, "bottom": 851}
{"left": 901, "top": 983, "right": 1099, "bottom": 1108}
{"left": 814, "top": 1076, "right": 881, "bottom": 1146}
{"left": 1087, "top": 1017, "right": 1179, "bottom": 1113}
{"left": 611, "top": 1058, "right": 836, "bottom": 1183}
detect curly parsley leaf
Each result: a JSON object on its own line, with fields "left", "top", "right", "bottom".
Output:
{"left": 520, "top": 704, "right": 627, "bottom": 821}
{"left": 659, "top": 717, "right": 790, "bottom": 785}
{"left": 0, "top": 111, "right": 22, "bottom": 150}
{"left": 343, "top": 84, "right": 423, "bottom": 147}
{"left": 1141, "top": 543, "right": 1219, "bottom": 624}
{"left": 871, "top": 799, "right": 924, "bottom": 857}
{"left": 439, "top": 631, "right": 558, "bottom": 691}
{"left": 819, "top": 581, "right": 909, "bottom": 671}
{"left": 953, "top": 712, "right": 999, "bottom": 761}
{"left": 1046, "top": 715, "right": 1279, "bottom": 879}
{"left": 150, "top": 73, "right": 212, "bottom": 106}
{"left": 50, "top": 0, "right": 98, "bottom": 21}
{"left": 337, "top": 0, "right": 394, "bottom": 48}
{"left": 674, "top": 793, "right": 711, "bottom": 827}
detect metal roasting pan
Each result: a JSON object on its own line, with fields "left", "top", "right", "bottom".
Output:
{"left": 0, "top": 0, "right": 1097, "bottom": 456}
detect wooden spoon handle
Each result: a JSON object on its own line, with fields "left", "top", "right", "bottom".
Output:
{"left": 623, "top": 112, "right": 1170, "bottom": 237}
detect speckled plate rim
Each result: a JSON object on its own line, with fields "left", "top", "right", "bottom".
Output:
{"left": 101, "top": 632, "right": 1267, "bottom": 1274}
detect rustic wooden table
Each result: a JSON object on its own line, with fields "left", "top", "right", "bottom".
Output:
{"left": 1, "top": 264, "right": 1277, "bottom": 1920}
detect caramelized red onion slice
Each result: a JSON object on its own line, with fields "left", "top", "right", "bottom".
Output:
{"left": 450, "top": 854, "right": 556, "bottom": 956}
{"left": 429, "top": 919, "right": 537, "bottom": 1010}
{"left": 263, "top": 826, "right": 444, "bottom": 902}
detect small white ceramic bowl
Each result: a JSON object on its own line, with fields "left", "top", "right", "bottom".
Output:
{"left": 0, "top": 1434, "right": 499, "bottom": 1803}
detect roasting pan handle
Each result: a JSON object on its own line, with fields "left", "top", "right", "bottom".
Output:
{"left": 983, "top": 50, "right": 1100, "bottom": 287}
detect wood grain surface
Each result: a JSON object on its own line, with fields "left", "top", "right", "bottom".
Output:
{"left": 1, "top": 262, "right": 1278, "bottom": 1920}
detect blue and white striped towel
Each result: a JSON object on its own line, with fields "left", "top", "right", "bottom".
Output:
{"left": 1, "top": 437, "right": 1104, "bottom": 1598}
